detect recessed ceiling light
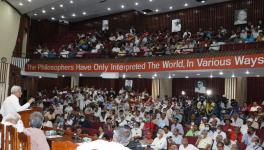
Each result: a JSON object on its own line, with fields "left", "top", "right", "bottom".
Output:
{"left": 245, "top": 70, "right": 250, "bottom": 74}
{"left": 184, "top": 3, "right": 188, "bottom": 7}
{"left": 19, "top": 2, "right": 23, "bottom": 6}
{"left": 51, "top": 7, "right": 55, "bottom": 10}
{"left": 155, "top": 9, "right": 159, "bottom": 12}
{"left": 72, "top": 13, "right": 76, "bottom": 17}
{"left": 107, "top": 7, "right": 111, "bottom": 11}
{"left": 232, "top": 74, "right": 235, "bottom": 78}
{"left": 121, "top": 5, "right": 125, "bottom": 9}
{"left": 70, "top": 0, "right": 74, "bottom": 4}
{"left": 33, "top": 13, "right": 38, "bottom": 16}
{"left": 122, "top": 74, "right": 126, "bottom": 78}
{"left": 42, "top": 10, "right": 46, "bottom": 13}
{"left": 149, "top": 0, "right": 153, "bottom": 2}
{"left": 169, "top": 6, "right": 173, "bottom": 10}
{"left": 138, "top": 74, "right": 141, "bottom": 78}
{"left": 201, "top": 0, "right": 206, "bottom": 3}
{"left": 154, "top": 73, "right": 157, "bottom": 77}
{"left": 135, "top": 2, "right": 139, "bottom": 6}
{"left": 210, "top": 75, "right": 213, "bottom": 78}
{"left": 62, "top": 75, "right": 65, "bottom": 77}
{"left": 219, "top": 71, "right": 224, "bottom": 75}
{"left": 82, "top": 12, "right": 87, "bottom": 15}
{"left": 60, "top": 4, "right": 63, "bottom": 8}
{"left": 27, "top": 0, "right": 32, "bottom": 2}
{"left": 51, "top": 17, "right": 55, "bottom": 20}
{"left": 61, "top": 15, "right": 65, "bottom": 19}
{"left": 196, "top": 73, "right": 200, "bottom": 76}
{"left": 79, "top": 73, "right": 83, "bottom": 77}
{"left": 185, "top": 76, "right": 189, "bottom": 79}
{"left": 256, "top": 75, "right": 260, "bottom": 77}
{"left": 168, "top": 75, "right": 172, "bottom": 79}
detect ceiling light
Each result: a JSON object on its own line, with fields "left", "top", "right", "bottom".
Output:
{"left": 19, "top": 2, "right": 23, "bottom": 6}
{"left": 39, "top": 76, "right": 42, "bottom": 79}
{"left": 154, "top": 73, "right": 157, "bottom": 77}
{"left": 61, "top": 15, "right": 65, "bottom": 19}
{"left": 232, "top": 74, "right": 235, "bottom": 78}
{"left": 206, "top": 89, "right": 212, "bottom": 96}
{"left": 219, "top": 71, "right": 224, "bottom": 75}
{"left": 181, "top": 91, "right": 186, "bottom": 96}
{"left": 185, "top": 76, "right": 189, "bottom": 79}
{"left": 82, "top": 12, "right": 87, "bottom": 15}
{"left": 138, "top": 74, "right": 141, "bottom": 78}
{"left": 62, "top": 75, "right": 65, "bottom": 77}
{"left": 51, "top": 7, "right": 55, "bottom": 10}
{"left": 152, "top": 76, "right": 155, "bottom": 79}
{"left": 149, "top": 0, "right": 153, "bottom": 2}
{"left": 168, "top": 75, "right": 172, "bottom": 79}
{"left": 79, "top": 73, "right": 83, "bottom": 77}
{"left": 256, "top": 75, "right": 260, "bottom": 77}
{"left": 245, "top": 70, "right": 250, "bottom": 74}
{"left": 210, "top": 74, "right": 213, "bottom": 78}
{"left": 143, "top": 12, "right": 146, "bottom": 14}
{"left": 155, "top": 9, "right": 159, "bottom": 12}
{"left": 122, "top": 74, "right": 126, "bottom": 78}
{"left": 135, "top": 2, "right": 139, "bottom": 6}
{"left": 169, "top": 6, "right": 173, "bottom": 10}
{"left": 72, "top": 13, "right": 76, "bottom": 17}
{"left": 107, "top": 7, "right": 111, "bottom": 11}
{"left": 172, "top": 74, "right": 175, "bottom": 77}
{"left": 201, "top": 0, "right": 206, "bottom": 3}
{"left": 184, "top": 3, "right": 188, "bottom": 7}
{"left": 51, "top": 17, "right": 55, "bottom": 20}
{"left": 60, "top": 4, "right": 63, "bottom": 8}
{"left": 27, "top": 0, "right": 32, "bottom": 2}
{"left": 196, "top": 73, "right": 200, "bottom": 76}
{"left": 121, "top": 5, "right": 125, "bottom": 9}
{"left": 33, "top": 13, "right": 38, "bottom": 16}
{"left": 42, "top": 10, "right": 46, "bottom": 13}
{"left": 70, "top": 0, "right": 74, "bottom": 4}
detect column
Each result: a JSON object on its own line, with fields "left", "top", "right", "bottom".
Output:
{"left": 224, "top": 78, "right": 236, "bottom": 100}
{"left": 71, "top": 76, "right": 79, "bottom": 88}
{"left": 152, "top": 79, "right": 159, "bottom": 99}
{"left": 159, "top": 78, "right": 172, "bottom": 98}
{"left": 236, "top": 77, "right": 247, "bottom": 103}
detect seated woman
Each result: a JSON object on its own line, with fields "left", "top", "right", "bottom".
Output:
{"left": 24, "top": 112, "right": 50, "bottom": 150}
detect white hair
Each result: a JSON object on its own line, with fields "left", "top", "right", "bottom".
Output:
{"left": 10, "top": 85, "right": 21, "bottom": 94}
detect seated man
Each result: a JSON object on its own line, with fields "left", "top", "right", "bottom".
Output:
{"left": 178, "top": 137, "right": 199, "bottom": 150}
{"left": 151, "top": 129, "right": 167, "bottom": 150}
{"left": 24, "top": 112, "right": 50, "bottom": 150}
{"left": 196, "top": 130, "right": 213, "bottom": 149}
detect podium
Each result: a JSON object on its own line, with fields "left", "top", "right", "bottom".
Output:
{"left": 18, "top": 107, "right": 42, "bottom": 128}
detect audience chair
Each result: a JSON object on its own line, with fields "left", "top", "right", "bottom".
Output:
{"left": 16, "top": 132, "right": 31, "bottom": 150}
{"left": 0, "top": 124, "right": 5, "bottom": 149}
{"left": 5, "top": 125, "right": 18, "bottom": 150}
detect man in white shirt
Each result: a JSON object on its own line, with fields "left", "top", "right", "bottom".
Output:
{"left": 231, "top": 113, "right": 244, "bottom": 127}
{"left": 179, "top": 137, "right": 199, "bottom": 150}
{"left": 131, "top": 122, "right": 142, "bottom": 139}
{"left": 157, "top": 113, "right": 169, "bottom": 128}
{"left": 196, "top": 130, "right": 213, "bottom": 149}
{"left": 151, "top": 129, "right": 167, "bottom": 150}
{"left": 1, "top": 85, "right": 34, "bottom": 119}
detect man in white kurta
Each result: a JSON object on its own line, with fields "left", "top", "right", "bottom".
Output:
{"left": 0, "top": 85, "right": 34, "bottom": 119}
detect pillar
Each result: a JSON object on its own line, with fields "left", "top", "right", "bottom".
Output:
{"left": 152, "top": 79, "right": 159, "bottom": 99}
{"left": 159, "top": 78, "right": 172, "bottom": 98}
{"left": 71, "top": 76, "right": 79, "bottom": 88}
{"left": 236, "top": 77, "right": 247, "bottom": 103}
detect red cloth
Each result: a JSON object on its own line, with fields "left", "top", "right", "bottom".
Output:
{"left": 230, "top": 132, "right": 243, "bottom": 143}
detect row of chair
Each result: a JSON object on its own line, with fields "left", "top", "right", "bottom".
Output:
{"left": 0, "top": 124, "right": 30, "bottom": 150}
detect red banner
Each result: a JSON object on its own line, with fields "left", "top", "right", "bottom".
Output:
{"left": 25, "top": 54, "right": 264, "bottom": 73}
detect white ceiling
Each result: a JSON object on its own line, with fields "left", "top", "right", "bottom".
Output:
{"left": 8, "top": 0, "right": 230, "bottom": 22}
{"left": 24, "top": 68, "right": 264, "bottom": 79}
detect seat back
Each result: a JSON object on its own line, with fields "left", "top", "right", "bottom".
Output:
{"left": 5, "top": 125, "right": 18, "bottom": 150}
{"left": 51, "top": 140, "right": 77, "bottom": 150}
{"left": 17, "top": 132, "right": 31, "bottom": 150}
{"left": 0, "top": 124, "right": 5, "bottom": 149}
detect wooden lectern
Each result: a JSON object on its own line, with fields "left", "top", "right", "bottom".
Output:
{"left": 18, "top": 107, "right": 42, "bottom": 128}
